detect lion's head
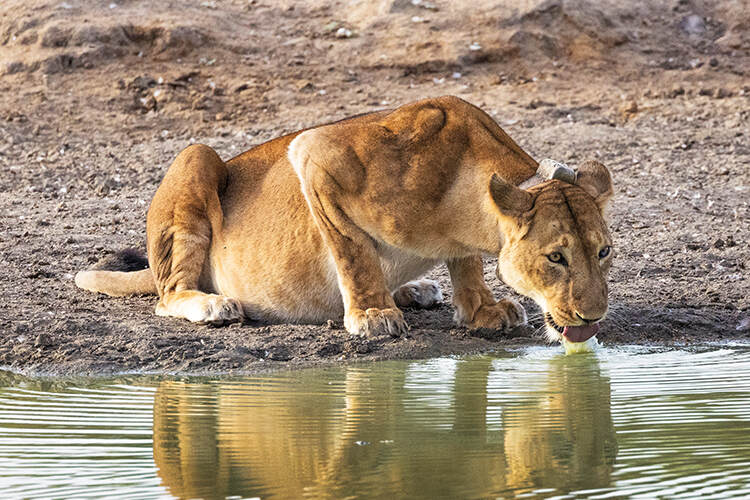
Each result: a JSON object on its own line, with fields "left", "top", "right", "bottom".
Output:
{"left": 489, "top": 161, "right": 614, "bottom": 343}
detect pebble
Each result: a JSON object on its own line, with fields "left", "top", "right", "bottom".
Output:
{"left": 679, "top": 14, "right": 706, "bottom": 35}
{"left": 715, "top": 88, "right": 732, "bottom": 99}
{"left": 335, "top": 27, "right": 353, "bottom": 39}
{"left": 737, "top": 317, "right": 750, "bottom": 332}
{"left": 411, "top": 0, "right": 438, "bottom": 10}
{"left": 669, "top": 85, "right": 685, "bottom": 98}
{"left": 34, "top": 333, "right": 53, "bottom": 347}
{"left": 618, "top": 100, "right": 638, "bottom": 116}
{"left": 295, "top": 80, "right": 315, "bottom": 92}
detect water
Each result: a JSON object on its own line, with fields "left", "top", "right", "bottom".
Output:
{"left": 2, "top": 346, "right": 750, "bottom": 499}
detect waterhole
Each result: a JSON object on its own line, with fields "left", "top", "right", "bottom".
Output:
{"left": 2, "top": 346, "right": 750, "bottom": 498}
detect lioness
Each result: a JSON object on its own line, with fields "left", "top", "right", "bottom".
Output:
{"left": 76, "top": 96, "right": 613, "bottom": 343}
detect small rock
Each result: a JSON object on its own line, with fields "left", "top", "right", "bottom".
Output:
{"left": 130, "top": 75, "right": 156, "bottom": 91}
{"left": 4, "top": 61, "right": 25, "bottom": 75}
{"left": 137, "top": 94, "right": 157, "bottom": 112}
{"left": 411, "top": 0, "right": 438, "bottom": 10}
{"left": 618, "top": 100, "right": 638, "bottom": 117}
{"left": 326, "top": 319, "right": 336, "bottom": 329}
{"left": 679, "top": 14, "right": 706, "bottom": 35}
{"left": 34, "top": 333, "right": 53, "bottom": 347}
{"left": 191, "top": 95, "right": 210, "bottom": 110}
{"left": 737, "top": 317, "right": 750, "bottom": 332}
{"left": 714, "top": 88, "right": 732, "bottom": 99}
{"left": 295, "top": 79, "right": 315, "bottom": 92}
{"left": 335, "top": 27, "right": 353, "bottom": 39}
{"left": 322, "top": 21, "right": 339, "bottom": 34}
{"left": 526, "top": 99, "right": 553, "bottom": 109}
{"left": 668, "top": 85, "right": 685, "bottom": 98}
{"left": 709, "top": 57, "right": 719, "bottom": 67}
{"left": 623, "top": 100, "right": 638, "bottom": 113}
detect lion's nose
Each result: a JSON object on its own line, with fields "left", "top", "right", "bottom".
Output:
{"left": 575, "top": 312, "right": 603, "bottom": 324}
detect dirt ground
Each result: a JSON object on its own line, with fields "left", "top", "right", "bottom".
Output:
{"left": 1, "top": 0, "right": 748, "bottom": 375}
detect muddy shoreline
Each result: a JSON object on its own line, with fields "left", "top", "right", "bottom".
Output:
{"left": 2, "top": 282, "right": 747, "bottom": 376}
{"left": 1, "top": 0, "right": 748, "bottom": 375}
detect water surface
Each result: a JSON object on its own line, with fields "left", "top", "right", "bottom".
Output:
{"left": 2, "top": 346, "right": 750, "bottom": 498}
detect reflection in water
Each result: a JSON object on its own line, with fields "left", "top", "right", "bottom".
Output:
{"left": 501, "top": 355, "right": 617, "bottom": 494}
{"left": 152, "top": 355, "right": 617, "bottom": 499}
{"left": 4, "top": 347, "right": 750, "bottom": 498}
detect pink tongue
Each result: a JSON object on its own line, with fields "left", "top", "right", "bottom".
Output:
{"left": 563, "top": 323, "right": 599, "bottom": 343}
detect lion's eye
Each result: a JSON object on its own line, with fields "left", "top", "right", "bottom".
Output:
{"left": 598, "top": 246, "right": 612, "bottom": 259}
{"left": 547, "top": 252, "right": 567, "bottom": 265}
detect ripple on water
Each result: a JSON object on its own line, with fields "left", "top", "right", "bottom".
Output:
{"left": 1, "top": 345, "right": 750, "bottom": 499}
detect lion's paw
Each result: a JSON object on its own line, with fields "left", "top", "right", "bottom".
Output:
{"left": 393, "top": 279, "right": 443, "bottom": 309}
{"left": 158, "top": 294, "right": 244, "bottom": 326}
{"left": 456, "top": 298, "right": 527, "bottom": 331}
{"left": 344, "top": 307, "right": 409, "bottom": 337}
{"left": 197, "top": 295, "right": 244, "bottom": 325}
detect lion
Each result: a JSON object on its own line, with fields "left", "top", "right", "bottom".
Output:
{"left": 75, "top": 95, "right": 613, "bottom": 342}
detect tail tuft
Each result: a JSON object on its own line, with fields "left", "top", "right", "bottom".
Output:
{"left": 92, "top": 248, "right": 148, "bottom": 272}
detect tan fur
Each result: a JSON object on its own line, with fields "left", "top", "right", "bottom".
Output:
{"left": 75, "top": 269, "right": 155, "bottom": 296}
{"left": 75, "top": 96, "right": 613, "bottom": 336}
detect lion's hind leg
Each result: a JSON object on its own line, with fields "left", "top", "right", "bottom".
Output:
{"left": 147, "top": 144, "right": 243, "bottom": 326}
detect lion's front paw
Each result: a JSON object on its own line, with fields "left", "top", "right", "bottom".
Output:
{"left": 344, "top": 307, "right": 409, "bottom": 337}
{"left": 456, "top": 298, "right": 527, "bottom": 331}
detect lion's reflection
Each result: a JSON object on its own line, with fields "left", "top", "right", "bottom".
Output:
{"left": 153, "top": 356, "right": 617, "bottom": 499}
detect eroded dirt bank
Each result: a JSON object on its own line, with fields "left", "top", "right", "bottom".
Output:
{"left": 1, "top": 0, "right": 748, "bottom": 375}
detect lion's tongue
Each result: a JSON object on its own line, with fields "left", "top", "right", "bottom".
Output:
{"left": 563, "top": 324, "right": 599, "bottom": 343}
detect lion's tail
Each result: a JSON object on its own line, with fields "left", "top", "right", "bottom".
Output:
{"left": 74, "top": 248, "right": 157, "bottom": 296}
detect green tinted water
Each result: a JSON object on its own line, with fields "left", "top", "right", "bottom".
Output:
{"left": 2, "top": 346, "right": 750, "bottom": 499}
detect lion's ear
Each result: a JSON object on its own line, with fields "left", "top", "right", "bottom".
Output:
{"left": 575, "top": 160, "right": 613, "bottom": 212}
{"left": 489, "top": 173, "right": 533, "bottom": 217}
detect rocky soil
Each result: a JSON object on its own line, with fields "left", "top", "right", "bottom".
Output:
{"left": 1, "top": 0, "right": 748, "bottom": 375}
